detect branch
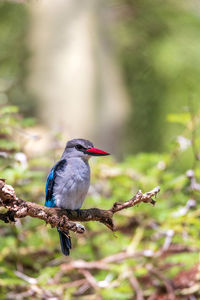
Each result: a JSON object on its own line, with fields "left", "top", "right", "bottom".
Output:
{"left": 0, "top": 179, "right": 160, "bottom": 233}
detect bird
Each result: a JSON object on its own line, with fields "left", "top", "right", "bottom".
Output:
{"left": 45, "top": 138, "right": 110, "bottom": 256}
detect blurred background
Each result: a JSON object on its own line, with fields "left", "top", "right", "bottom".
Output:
{"left": 1, "top": 0, "right": 200, "bottom": 299}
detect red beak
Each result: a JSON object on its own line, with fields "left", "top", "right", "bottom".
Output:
{"left": 86, "top": 147, "right": 110, "bottom": 156}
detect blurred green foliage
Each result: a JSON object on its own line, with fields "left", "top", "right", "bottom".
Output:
{"left": 1, "top": 104, "right": 200, "bottom": 299}
{"left": 112, "top": 0, "right": 200, "bottom": 153}
{"left": 0, "top": 1, "right": 36, "bottom": 116}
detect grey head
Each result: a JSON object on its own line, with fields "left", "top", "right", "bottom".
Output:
{"left": 61, "top": 138, "right": 110, "bottom": 160}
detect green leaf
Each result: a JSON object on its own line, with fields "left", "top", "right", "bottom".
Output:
{"left": 1, "top": 105, "right": 18, "bottom": 114}
{"left": 166, "top": 113, "right": 190, "bottom": 124}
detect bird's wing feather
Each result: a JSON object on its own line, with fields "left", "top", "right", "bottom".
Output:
{"left": 45, "top": 159, "right": 67, "bottom": 207}
{"left": 45, "top": 159, "right": 71, "bottom": 255}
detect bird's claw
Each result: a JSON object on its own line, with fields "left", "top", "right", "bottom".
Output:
{"left": 75, "top": 209, "right": 82, "bottom": 217}
{"left": 65, "top": 209, "right": 73, "bottom": 216}
{"left": 75, "top": 223, "right": 85, "bottom": 233}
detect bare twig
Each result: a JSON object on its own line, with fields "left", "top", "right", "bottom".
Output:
{"left": 128, "top": 272, "right": 144, "bottom": 300}
{"left": 62, "top": 279, "right": 86, "bottom": 289}
{"left": 59, "top": 244, "right": 197, "bottom": 273}
{"left": 14, "top": 271, "right": 38, "bottom": 285}
{"left": 0, "top": 179, "right": 160, "bottom": 234}
{"left": 79, "top": 269, "right": 100, "bottom": 292}
{"left": 147, "top": 265, "right": 175, "bottom": 300}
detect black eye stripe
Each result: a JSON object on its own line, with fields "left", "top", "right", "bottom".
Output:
{"left": 75, "top": 144, "right": 86, "bottom": 151}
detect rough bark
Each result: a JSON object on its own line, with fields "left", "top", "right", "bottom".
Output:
{"left": 0, "top": 179, "right": 160, "bottom": 234}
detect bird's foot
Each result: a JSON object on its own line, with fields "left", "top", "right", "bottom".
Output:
{"left": 75, "top": 223, "right": 85, "bottom": 233}
{"left": 75, "top": 209, "right": 82, "bottom": 217}
{"left": 65, "top": 209, "right": 73, "bottom": 216}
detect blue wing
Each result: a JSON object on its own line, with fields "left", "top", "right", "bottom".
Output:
{"left": 45, "top": 159, "right": 71, "bottom": 256}
{"left": 45, "top": 159, "right": 67, "bottom": 207}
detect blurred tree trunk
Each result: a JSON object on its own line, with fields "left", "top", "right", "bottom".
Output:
{"left": 27, "top": 0, "right": 130, "bottom": 155}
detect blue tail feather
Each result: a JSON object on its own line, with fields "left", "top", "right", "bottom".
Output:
{"left": 57, "top": 229, "right": 71, "bottom": 256}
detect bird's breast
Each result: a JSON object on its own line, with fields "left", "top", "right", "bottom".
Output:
{"left": 54, "top": 158, "right": 90, "bottom": 209}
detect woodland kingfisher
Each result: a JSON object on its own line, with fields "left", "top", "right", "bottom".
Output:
{"left": 45, "top": 138, "right": 110, "bottom": 255}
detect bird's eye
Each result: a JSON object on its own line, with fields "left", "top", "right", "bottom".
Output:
{"left": 75, "top": 144, "right": 84, "bottom": 150}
